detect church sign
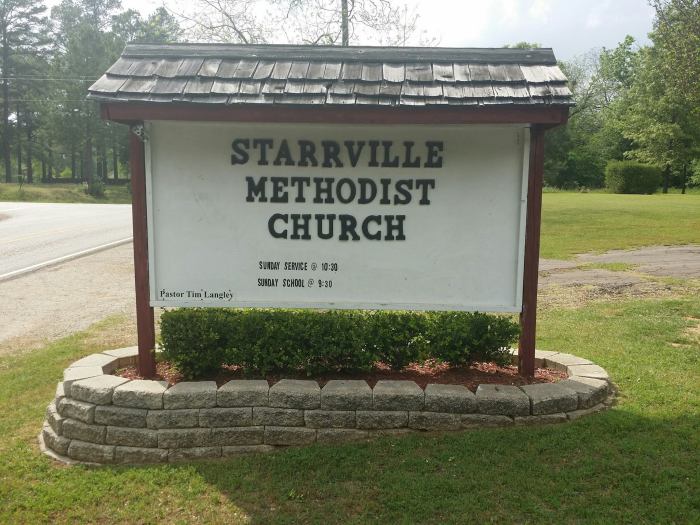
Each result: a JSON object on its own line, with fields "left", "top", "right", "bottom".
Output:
{"left": 90, "top": 43, "right": 571, "bottom": 376}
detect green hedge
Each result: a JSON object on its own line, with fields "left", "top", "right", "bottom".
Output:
{"left": 160, "top": 309, "right": 520, "bottom": 379}
{"left": 605, "top": 160, "right": 661, "bottom": 194}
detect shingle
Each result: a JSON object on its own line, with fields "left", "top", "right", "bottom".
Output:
{"left": 354, "top": 82, "right": 380, "bottom": 96}
{"left": 198, "top": 59, "right": 222, "bottom": 77}
{"left": 261, "top": 80, "right": 286, "bottom": 95}
{"left": 469, "top": 64, "right": 490, "bottom": 81}
{"left": 271, "top": 61, "right": 293, "bottom": 79}
{"left": 361, "top": 63, "right": 382, "bottom": 81}
{"left": 285, "top": 80, "right": 306, "bottom": 94}
{"left": 322, "top": 62, "right": 341, "bottom": 79}
{"left": 239, "top": 80, "right": 263, "bottom": 94}
{"left": 217, "top": 60, "right": 241, "bottom": 78}
{"left": 89, "top": 75, "right": 126, "bottom": 94}
{"left": 184, "top": 78, "right": 214, "bottom": 94}
{"left": 252, "top": 60, "right": 275, "bottom": 79}
{"left": 106, "top": 58, "right": 137, "bottom": 76}
{"left": 211, "top": 79, "right": 241, "bottom": 94}
{"left": 330, "top": 81, "right": 354, "bottom": 94}
{"left": 176, "top": 58, "right": 205, "bottom": 77}
{"left": 432, "top": 63, "right": 454, "bottom": 81}
{"left": 120, "top": 77, "right": 156, "bottom": 94}
{"left": 306, "top": 62, "right": 326, "bottom": 79}
{"left": 302, "top": 81, "right": 327, "bottom": 94}
{"left": 341, "top": 62, "right": 363, "bottom": 80}
{"left": 130, "top": 60, "right": 160, "bottom": 76}
{"left": 150, "top": 77, "right": 186, "bottom": 95}
{"left": 405, "top": 63, "right": 432, "bottom": 81}
{"left": 153, "top": 58, "right": 182, "bottom": 77}
{"left": 382, "top": 63, "right": 404, "bottom": 82}
{"left": 453, "top": 63, "right": 471, "bottom": 81}
{"left": 288, "top": 61, "right": 309, "bottom": 79}
{"left": 235, "top": 60, "right": 259, "bottom": 79}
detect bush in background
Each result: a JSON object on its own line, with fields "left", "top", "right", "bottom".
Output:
{"left": 160, "top": 309, "right": 520, "bottom": 379}
{"left": 605, "top": 160, "right": 661, "bottom": 194}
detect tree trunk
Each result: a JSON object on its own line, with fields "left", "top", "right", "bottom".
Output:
{"left": 25, "top": 116, "right": 33, "bottom": 184}
{"left": 112, "top": 140, "right": 118, "bottom": 179}
{"left": 48, "top": 146, "right": 53, "bottom": 180}
{"left": 71, "top": 148, "right": 76, "bottom": 180}
{"left": 662, "top": 165, "right": 669, "bottom": 194}
{"left": 341, "top": 0, "right": 349, "bottom": 46}
{"left": 41, "top": 154, "right": 46, "bottom": 182}
{"left": 84, "top": 118, "right": 94, "bottom": 186}
{"left": 681, "top": 164, "right": 687, "bottom": 195}
{"left": 2, "top": 29, "right": 11, "bottom": 183}
{"left": 100, "top": 141, "right": 107, "bottom": 180}
{"left": 16, "top": 105, "right": 21, "bottom": 179}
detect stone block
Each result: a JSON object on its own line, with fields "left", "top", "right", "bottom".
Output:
{"left": 147, "top": 409, "right": 200, "bottom": 429}
{"left": 559, "top": 376, "right": 609, "bottom": 408}
{"left": 424, "top": 384, "right": 476, "bottom": 414}
{"left": 217, "top": 380, "right": 269, "bottom": 407}
{"left": 158, "top": 428, "right": 212, "bottom": 449}
{"left": 252, "top": 407, "right": 304, "bottom": 426}
{"left": 356, "top": 410, "right": 408, "bottom": 430}
{"left": 63, "top": 367, "right": 104, "bottom": 391}
{"left": 69, "top": 353, "right": 118, "bottom": 373}
{"left": 317, "top": 428, "right": 368, "bottom": 444}
{"left": 70, "top": 375, "right": 130, "bottom": 405}
{"left": 269, "top": 379, "right": 320, "bottom": 409}
{"left": 55, "top": 382, "right": 66, "bottom": 404}
{"left": 102, "top": 347, "right": 139, "bottom": 368}
{"left": 46, "top": 401, "right": 65, "bottom": 434}
{"left": 42, "top": 423, "right": 70, "bottom": 456}
{"left": 222, "top": 445, "right": 276, "bottom": 457}
{"left": 475, "top": 385, "right": 530, "bottom": 416}
{"left": 168, "top": 447, "right": 222, "bottom": 462}
{"left": 521, "top": 383, "right": 578, "bottom": 415}
{"left": 368, "top": 428, "right": 414, "bottom": 438}
{"left": 106, "top": 427, "right": 158, "bottom": 448}
{"left": 199, "top": 407, "right": 253, "bottom": 427}
{"left": 264, "top": 426, "right": 316, "bottom": 446}
{"left": 544, "top": 353, "right": 593, "bottom": 372}
{"left": 373, "top": 380, "right": 424, "bottom": 411}
{"left": 94, "top": 406, "right": 148, "bottom": 428}
{"left": 514, "top": 413, "right": 568, "bottom": 425}
{"left": 210, "top": 427, "right": 264, "bottom": 446}
{"left": 304, "top": 410, "right": 356, "bottom": 429}
{"left": 114, "top": 446, "right": 168, "bottom": 464}
{"left": 62, "top": 419, "right": 106, "bottom": 444}
{"left": 67, "top": 440, "right": 114, "bottom": 464}
{"left": 460, "top": 414, "right": 513, "bottom": 428}
{"left": 320, "top": 380, "right": 372, "bottom": 410}
{"left": 567, "top": 403, "right": 607, "bottom": 421}
{"left": 163, "top": 381, "right": 217, "bottom": 409}
{"left": 113, "top": 380, "right": 168, "bottom": 409}
{"left": 566, "top": 364, "right": 610, "bottom": 382}
{"left": 408, "top": 412, "right": 461, "bottom": 431}
{"left": 58, "top": 398, "right": 96, "bottom": 424}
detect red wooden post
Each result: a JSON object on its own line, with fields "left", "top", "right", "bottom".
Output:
{"left": 519, "top": 125, "right": 546, "bottom": 378}
{"left": 129, "top": 127, "right": 156, "bottom": 378}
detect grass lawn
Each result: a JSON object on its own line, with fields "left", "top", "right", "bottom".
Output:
{"left": 0, "top": 294, "right": 698, "bottom": 523}
{"left": 0, "top": 182, "right": 131, "bottom": 204}
{"left": 541, "top": 193, "right": 700, "bottom": 259}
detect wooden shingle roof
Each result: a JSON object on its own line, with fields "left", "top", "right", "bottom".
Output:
{"left": 89, "top": 44, "right": 573, "bottom": 107}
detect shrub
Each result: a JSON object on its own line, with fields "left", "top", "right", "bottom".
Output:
{"left": 605, "top": 161, "right": 661, "bottom": 194}
{"left": 160, "top": 309, "right": 520, "bottom": 379}
{"left": 427, "top": 312, "right": 519, "bottom": 366}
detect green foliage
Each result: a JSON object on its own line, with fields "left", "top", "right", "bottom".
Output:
{"left": 85, "top": 178, "right": 105, "bottom": 198}
{"left": 160, "top": 309, "right": 520, "bottom": 379}
{"left": 427, "top": 312, "right": 519, "bottom": 366}
{"left": 605, "top": 160, "right": 661, "bottom": 194}
{"left": 59, "top": 167, "right": 73, "bottom": 179}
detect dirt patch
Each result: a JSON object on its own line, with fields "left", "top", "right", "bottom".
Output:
{"left": 116, "top": 359, "right": 567, "bottom": 392}
{"left": 0, "top": 213, "right": 9, "bottom": 222}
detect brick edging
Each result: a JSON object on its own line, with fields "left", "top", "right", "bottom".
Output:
{"left": 40, "top": 347, "right": 614, "bottom": 464}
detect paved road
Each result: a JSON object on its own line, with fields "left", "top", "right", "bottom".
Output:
{"left": 0, "top": 202, "right": 132, "bottom": 278}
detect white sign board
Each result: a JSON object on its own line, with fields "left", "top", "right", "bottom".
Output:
{"left": 145, "top": 121, "right": 529, "bottom": 312}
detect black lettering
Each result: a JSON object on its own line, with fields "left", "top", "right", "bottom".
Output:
{"left": 268, "top": 214, "right": 288, "bottom": 238}
{"left": 336, "top": 178, "right": 357, "bottom": 204}
{"left": 424, "top": 141, "right": 444, "bottom": 168}
{"left": 253, "top": 138, "right": 274, "bottom": 165}
{"left": 270, "top": 177, "right": 289, "bottom": 203}
{"left": 322, "top": 140, "right": 343, "bottom": 168}
{"left": 368, "top": 140, "right": 380, "bottom": 167}
{"left": 358, "top": 178, "right": 377, "bottom": 204}
{"left": 246, "top": 176, "right": 267, "bottom": 202}
{"left": 290, "top": 177, "right": 310, "bottom": 203}
{"left": 394, "top": 179, "right": 413, "bottom": 205}
{"left": 298, "top": 140, "right": 318, "bottom": 167}
{"left": 273, "top": 139, "right": 295, "bottom": 166}
{"left": 415, "top": 179, "right": 436, "bottom": 205}
{"left": 339, "top": 215, "right": 360, "bottom": 241}
{"left": 379, "top": 178, "right": 391, "bottom": 204}
{"left": 344, "top": 141, "right": 365, "bottom": 167}
{"left": 313, "top": 178, "right": 335, "bottom": 204}
{"left": 385, "top": 215, "right": 406, "bottom": 241}
{"left": 231, "top": 138, "right": 249, "bottom": 165}
{"left": 381, "top": 141, "right": 400, "bottom": 167}
{"left": 402, "top": 141, "right": 421, "bottom": 168}
{"left": 290, "top": 214, "right": 312, "bottom": 240}
{"left": 362, "top": 215, "right": 382, "bottom": 240}
{"left": 315, "top": 214, "right": 335, "bottom": 239}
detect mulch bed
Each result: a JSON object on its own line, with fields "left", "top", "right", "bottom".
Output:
{"left": 117, "top": 359, "right": 566, "bottom": 393}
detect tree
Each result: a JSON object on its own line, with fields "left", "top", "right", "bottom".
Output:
{"left": 176, "top": 0, "right": 421, "bottom": 46}
{"left": 0, "top": 0, "right": 50, "bottom": 182}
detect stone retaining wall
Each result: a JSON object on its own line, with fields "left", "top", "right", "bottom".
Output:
{"left": 40, "top": 347, "right": 613, "bottom": 464}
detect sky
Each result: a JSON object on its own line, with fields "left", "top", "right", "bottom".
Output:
{"left": 121, "top": 0, "right": 655, "bottom": 61}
